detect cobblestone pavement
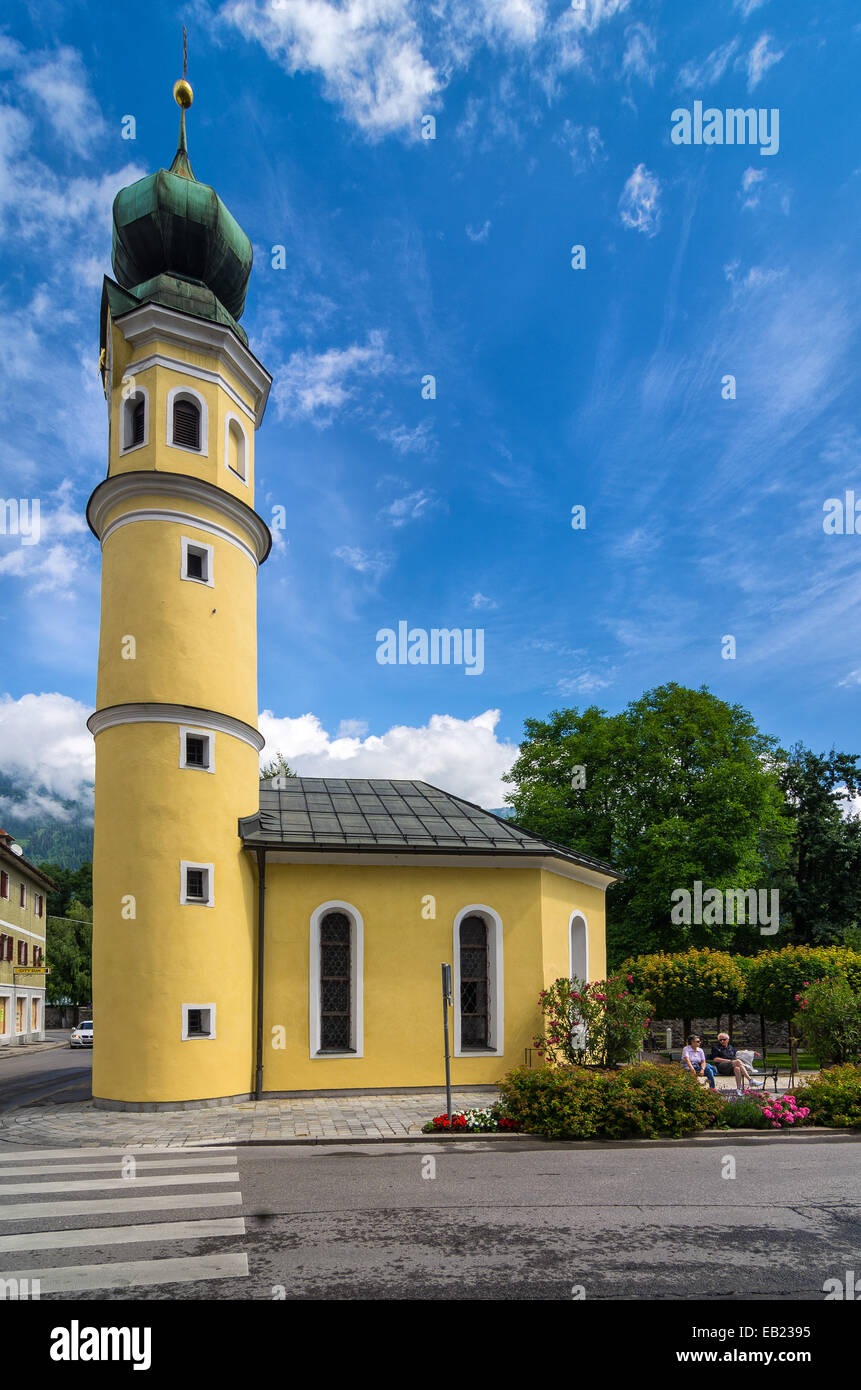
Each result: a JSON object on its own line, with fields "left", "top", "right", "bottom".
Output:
{"left": 0, "top": 1090, "right": 502, "bottom": 1148}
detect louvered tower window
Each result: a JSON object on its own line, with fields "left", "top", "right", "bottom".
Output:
{"left": 130, "top": 398, "right": 145, "bottom": 445}
{"left": 460, "top": 914, "right": 489, "bottom": 1048}
{"left": 320, "top": 911, "right": 351, "bottom": 1050}
{"left": 173, "top": 398, "right": 201, "bottom": 450}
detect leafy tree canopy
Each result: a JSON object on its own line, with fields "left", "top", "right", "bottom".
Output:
{"left": 504, "top": 683, "right": 790, "bottom": 962}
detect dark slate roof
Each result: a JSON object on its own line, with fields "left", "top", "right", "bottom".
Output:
{"left": 238, "top": 778, "right": 618, "bottom": 878}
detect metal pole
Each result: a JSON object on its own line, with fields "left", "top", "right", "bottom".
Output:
{"left": 441, "top": 963, "right": 452, "bottom": 1123}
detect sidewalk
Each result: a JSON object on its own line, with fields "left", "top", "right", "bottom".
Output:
{"left": 0, "top": 1089, "right": 502, "bottom": 1148}
{"left": 0, "top": 1039, "right": 69, "bottom": 1060}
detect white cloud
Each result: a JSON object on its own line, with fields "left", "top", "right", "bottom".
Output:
{"left": 678, "top": 39, "right": 739, "bottom": 89}
{"left": 218, "top": 0, "right": 439, "bottom": 137}
{"left": 273, "top": 331, "right": 394, "bottom": 422}
{"left": 466, "top": 219, "right": 491, "bottom": 242}
{"left": 470, "top": 592, "right": 498, "bottom": 610}
{"left": 20, "top": 47, "right": 105, "bottom": 156}
{"left": 622, "top": 23, "right": 657, "bottom": 84}
{"left": 618, "top": 163, "right": 661, "bottom": 237}
{"left": 555, "top": 120, "right": 604, "bottom": 174}
{"left": 740, "top": 165, "right": 766, "bottom": 209}
{"left": 378, "top": 488, "right": 438, "bottom": 527}
{"left": 478, "top": 0, "right": 547, "bottom": 46}
{"left": 333, "top": 545, "right": 392, "bottom": 579}
{"left": 554, "top": 672, "right": 614, "bottom": 695}
{"left": 734, "top": 0, "right": 770, "bottom": 17}
{"left": 0, "top": 692, "right": 94, "bottom": 802}
{"left": 258, "top": 707, "right": 517, "bottom": 805}
{"left": 747, "top": 33, "right": 783, "bottom": 90}
{"left": 838, "top": 669, "right": 861, "bottom": 688}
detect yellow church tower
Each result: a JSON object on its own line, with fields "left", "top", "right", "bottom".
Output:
{"left": 87, "top": 71, "right": 272, "bottom": 1107}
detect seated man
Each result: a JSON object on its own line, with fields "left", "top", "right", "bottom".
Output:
{"left": 709, "top": 1032, "right": 753, "bottom": 1095}
{"left": 681, "top": 1035, "right": 716, "bottom": 1089}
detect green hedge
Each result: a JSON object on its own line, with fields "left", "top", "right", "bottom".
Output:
{"left": 792, "top": 1065, "right": 861, "bottom": 1128}
{"left": 498, "top": 1063, "right": 725, "bottom": 1140}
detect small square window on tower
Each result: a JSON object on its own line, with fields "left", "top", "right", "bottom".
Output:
{"left": 182, "top": 1003, "right": 216, "bottom": 1040}
{"left": 179, "top": 727, "right": 215, "bottom": 773}
{"left": 180, "top": 537, "right": 214, "bottom": 586}
{"left": 180, "top": 861, "right": 214, "bottom": 907}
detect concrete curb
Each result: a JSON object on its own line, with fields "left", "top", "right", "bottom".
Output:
{"left": 0, "top": 1040, "right": 70, "bottom": 1061}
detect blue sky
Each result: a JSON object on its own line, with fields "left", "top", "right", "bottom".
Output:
{"left": 0, "top": 0, "right": 859, "bottom": 816}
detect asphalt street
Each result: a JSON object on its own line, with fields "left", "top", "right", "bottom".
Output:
{"left": 0, "top": 1137, "right": 858, "bottom": 1301}
{"left": 0, "top": 1034, "right": 92, "bottom": 1114}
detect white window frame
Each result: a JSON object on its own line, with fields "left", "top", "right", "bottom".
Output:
{"left": 180, "top": 536, "right": 214, "bottom": 587}
{"left": 181, "top": 1003, "right": 216, "bottom": 1040}
{"left": 452, "top": 904, "right": 504, "bottom": 1058}
{"left": 224, "top": 412, "right": 249, "bottom": 485}
{"left": 179, "top": 726, "right": 215, "bottom": 773}
{"left": 166, "top": 385, "right": 209, "bottom": 456}
{"left": 119, "top": 382, "right": 150, "bottom": 455}
{"left": 309, "top": 900, "right": 364, "bottom": 1059}
{"left": 569, "top": 910, "right": 589, "bottom": 982}
{"left": 180, "top": 861, "right": 214, "bottom": 907}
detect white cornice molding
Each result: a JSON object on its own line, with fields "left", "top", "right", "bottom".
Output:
{"left": 87, "top": 471, "right": 271, "bottom": 563}
{"left": 251, "top": 848, "right": 614, "bottom": 889}
{"left": 102, "top": 509, "right": 257, "bottom": 566}
{"left": 127, "top": 353, "right": 256, "bottom": 425}
{"left": 115, "top": 302, "right": 271, "bottom": 427}
{"left": 88, "top": 703, "right": 265, "bottom": 752}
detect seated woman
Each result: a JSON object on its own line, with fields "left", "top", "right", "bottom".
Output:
{"left": 709, "top": 1032, "right": 751, "bottom": 1095}
{"left": 681, "top": 1035, "right": 716, "bottom": 1090}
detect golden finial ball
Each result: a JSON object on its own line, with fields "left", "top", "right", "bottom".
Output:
{"left": 173, "top": 79, "right": 193, "bottom": 109}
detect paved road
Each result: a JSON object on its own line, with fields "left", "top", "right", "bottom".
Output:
{"left": 0, "top": 1138, "right": 857, "bottom": 1301}
{"left": 0, "top": 1034, "right": 92, "bottom": 1114}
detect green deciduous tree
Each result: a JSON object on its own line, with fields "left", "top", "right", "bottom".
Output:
{"left": 504, "top": 684, "right": 789, "bottom": 962}
{"left": 46, "top": 900, "right": 92, "bottom": 1013}
{"left": 624, "top": 949, "right": 746, "bottom": 1038}
{"left": 773, "top": 745, "right": 861, "bottom": 945}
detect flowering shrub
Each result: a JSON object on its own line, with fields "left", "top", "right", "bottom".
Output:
{"left": 794, "top": 976, "right": 861, "bottom": 1067}
{"left": 535, "top": 975, "right": 653, "bottom": 1068}
{"left": 422, "top": 1105, "right": 519, "bottom": 1134}
{"left": 760, "top": 1094, "right": 810, "bottom": 1128}
{"left": 793, "top": 1065, "right": 861, "bottom": 1128}
{"left": 497, "top": 1063, "right": 724, "bottom": 1140}
{"left": 717, "top": 1093, "right": 769, "bottom": 1129}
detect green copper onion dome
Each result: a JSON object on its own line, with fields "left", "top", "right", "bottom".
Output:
{"left": 111, "top": 82, "right": 253, "bottom": 325}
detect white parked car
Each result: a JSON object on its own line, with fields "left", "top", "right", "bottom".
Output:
{"left": 70, "top": 1020, "right": 93, "bottom": 1048}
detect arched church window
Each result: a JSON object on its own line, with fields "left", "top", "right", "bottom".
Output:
{"left": 226, "top": 417, "right": 247, "bottom": 480}
{"left": 121, "top": 388, "right": 148, "bottom": 452}
{"left": 173, "top": 397, "right": 201, "bottom": 450}
{"left": 320, "top": 911, "right": 352, "bottom": 1050}
{"left": 459, "top": 914, "right": 489, "bottom": 1048}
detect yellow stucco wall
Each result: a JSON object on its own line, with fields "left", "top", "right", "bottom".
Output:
{"left": 538, "top": 869, "right": 607, "bottom": 989}
{"left": 257, "top": 861, "right": 608, "bottom": 1093}
{"left": 91, "top": 722, "right": 259, "bottom": 1103}
{"left": 108, "top": 324, "right": 257, "bottom": 502}
{"left": 95, "top": 515, "right": 259, "bottom": 721}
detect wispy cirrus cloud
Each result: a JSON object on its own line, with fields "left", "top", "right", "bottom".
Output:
{"left": 618, "top": 163, "right": 661, "bottom": 236}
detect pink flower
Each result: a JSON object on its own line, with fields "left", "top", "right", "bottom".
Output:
{"left": 772, "top": 1121, "right": 780, "bottom": 1128}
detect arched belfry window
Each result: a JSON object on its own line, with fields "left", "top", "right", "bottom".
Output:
{"left": 167, "top": 386, "right": 208, "bottom": 455}
{"left": 225, "top": 415, "right": 248, "bottom": 482}
{"left": 120, "top": 386, "right": 148, "bottom": 453}
{"left": 130, "top": 399, "right": 145, "bottom": 444}
{"left": 459, "top": 915, "right": 489, "bottom": 1047}
{"left": 174, "top": 398, "right": 200, "bottom": 450}
{"left": 309, "top": 901, "right": 364, "bottom": 1058}
{"left": 453, "top": 905, "right": 504, "bottom": 1057}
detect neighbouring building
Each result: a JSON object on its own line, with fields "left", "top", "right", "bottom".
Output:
{"left": 87, "top": 74, "right": 618, "bottom": 1109}
{"left": 0, "top": 829, "right": 54, "bottom": 1045}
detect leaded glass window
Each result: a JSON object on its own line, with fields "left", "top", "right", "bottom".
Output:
{"left": 320, "top": 911, "right": 351, "bottom": 1050}
{"left": 460, "top": 914, "right": 489, "bottom": 1048}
